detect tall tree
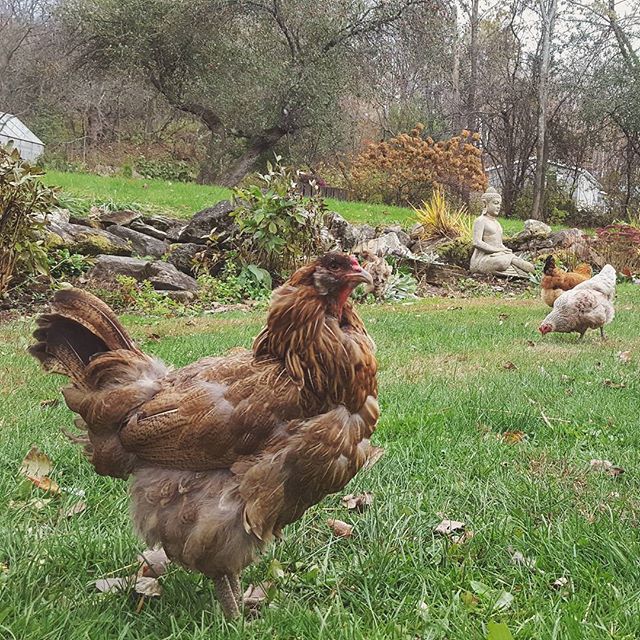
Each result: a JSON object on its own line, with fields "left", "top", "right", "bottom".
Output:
{"left": 531, "top": 0, "right": 558, "bottom": 220}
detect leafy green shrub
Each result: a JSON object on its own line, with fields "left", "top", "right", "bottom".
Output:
{"left": 47, "top": 248, "right": 93, "bottom": 280}
{"left": 232, "top": 156, "right": 326, "bottom": 276}
{"left": 134, "top": 156, "right": 195, "bottom": 182}
{"left": 96, "top": 276, "right": 186, "bottom": 315}
{"left": 197, "top": 262, "right": 272, "bottom": 304}
{"left": 0, "top": 145, "right": 58, "bottom": 294}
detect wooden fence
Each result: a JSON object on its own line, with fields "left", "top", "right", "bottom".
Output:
{"left": 298, "top": 183, "right": 353, "bottom": 201}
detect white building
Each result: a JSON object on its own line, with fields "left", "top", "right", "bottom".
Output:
{"left": 486, "top": 160, "right": 607, "bottom": 210}
{"left": 0, "top": 112, "right": 45, "bottom": 161}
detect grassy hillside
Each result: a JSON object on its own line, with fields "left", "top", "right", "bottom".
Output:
{"left": 43, "top": 170, "right": 530, "bottom": 234}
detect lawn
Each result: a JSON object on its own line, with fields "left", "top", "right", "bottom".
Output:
{"left": 43, "top": 170, "right": 530, "bottom": 234}
{"left": 1, "top": 288, "right": 639, "bottom": 639}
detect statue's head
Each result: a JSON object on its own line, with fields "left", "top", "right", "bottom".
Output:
{"left": 481, "top": 186, "right": 501, "bottom": 216}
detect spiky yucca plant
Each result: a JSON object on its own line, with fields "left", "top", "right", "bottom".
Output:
{"left": 413, "top": 187, "right": 473, "bottom": 242}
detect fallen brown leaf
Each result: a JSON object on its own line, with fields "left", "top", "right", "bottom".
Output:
{"left": 243, "top": 582, "right": 272, "bottom": 607}
{"left": 327, "top": 519, "right": 353, "bottom": 538}
{"left": 341, "top": 492, "right": 374, "bottom": 512}
{"left": 451, "top": 530, "right": 475, "bottom": 544}
{"left": 618, "top": 350, "right": 632, "bottom": 363}
{"left": 502, "top": 361, "right": 517, "bottom": 371}
{"left": 510, "top": 549, "right": 535, "bottom": 570}
{"left": 589, "top": 459, "right": 624, "bottom": 477}
{"left": 603, "top": 379, "right": 626, "bottom": 389}
{"left": 27, "top": 475, "right": 61, "bottom": 495}
{"left": 20, "top": 447, "right": 52, "bottom": 479}
{"left": 500, "top": 431, "right": 526, "bottom": 444}
{"left": 137, "top": 547, "right": 171, "bottom": 578}
{"left": 526, "top": 340, "right": 536, "bottom": 348}
{"left": 94, "top": 577, "right": 132, "bottom": 593}
{"left": 550, "top": 576, "right": 568, "bottom": 590}
{"left": 434, "top": 519, "right": 465, "bottom": 536}
{"left": 39, "top": 398, "right": 60, "bottom": 408}
{"left": 146, "top": 333, "right": 161, "bottom": 342}
{"left": 134, "top": 576, "right": 162, "bottom": 598}
{"left": 61, "top": 501, "right": 87, "bottom": 518}
{"left": 363, "top": 446, "right": 385, "bottom": 470}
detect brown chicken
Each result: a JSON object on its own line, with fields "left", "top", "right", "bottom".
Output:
{"left": 29, "top": 252, "right": 378, "bottom": 619}
{"left": 541, "top": 255, "right": 592, "bottom": 307}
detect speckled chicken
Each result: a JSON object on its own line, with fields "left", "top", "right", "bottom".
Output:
{"left": 29, "top": 253, "right": 378, "bottom": 619}
{"left": 539, "top": 264, "right": 616, "bottom": 340}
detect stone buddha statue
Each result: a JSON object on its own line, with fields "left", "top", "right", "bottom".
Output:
{"left": 470, "top": 187, "right": 535, "bottom": 278}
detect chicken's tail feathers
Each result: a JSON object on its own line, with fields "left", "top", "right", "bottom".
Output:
{"left": 29, "top": 288, "right": 139, "bottom": 381}
{"left": 543, "top": 255, "right": 556, "bottom": 275}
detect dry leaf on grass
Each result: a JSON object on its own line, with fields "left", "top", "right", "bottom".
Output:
{"left": 510, "top": 549, "right": 535, "bottom": 570}
{"left": 94, "top": 577, "right": 133, "bottom": 593}
{"left": 363, "top": 446, "right": 385, "bottom": 470}
{"left": 618, "top": 350, "right": 632, "bottom": 363}
{"left": 26, "top": 476, "right": 61, "bottom": 495}
{"left": 134, "top": 576, "right": 162, "bottom": 597}
{"left": 137, "top": 547, "right": 171, "bottom": 578}
{"left": 39, "top": 398, "right": 60, "bottom": 408}
{"left": 500, "top": 431, "right": 526, "bottom": 444}
{"left": 589, "top": 459, "right": 625, "bottom": 477}
{"left": 434, "top": 519, "right": 465, "bottom": 536}
{"left": 327, "top": 519, "right": 353, "bottom": 538}
{"left": 603, "top": 379, "right": 626, "bottom": 389}
{"left": 341, "top": 492, "right": 374, "bottom": 512}
{"left": 20, "top": 447, "right": 52, "bottom": 478}
{"left": 61, "top": 501, "right": 87, "bottom": 518}
{"left": 451, "top": 530, "right": 475, "bottom": 544}
{"left": 243, "top": 582, "right": 272, "bottom": 607}
{"left": 550, "top": 576, "right": 569, "bottom": 590}
{"left": 502, "top": 361, "right": 517, "bottom": 371}
{"left": 526, "top": 340, "right": 536, "bottom": 348}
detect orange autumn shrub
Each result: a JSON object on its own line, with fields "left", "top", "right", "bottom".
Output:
{"left": 346, "top": 125, "right": 487, "bottom": 206}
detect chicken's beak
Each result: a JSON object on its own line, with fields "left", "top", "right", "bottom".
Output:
{"left": 346, "top": 266, "right": 374, "bottom": 287}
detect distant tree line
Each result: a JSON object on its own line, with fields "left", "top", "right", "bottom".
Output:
{"left": 1, "top": 0, "right": 640, "bottom": 219}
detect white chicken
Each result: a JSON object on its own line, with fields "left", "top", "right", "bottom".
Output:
{"left": 539, "top": 264, "right": 616, "bottom": 340}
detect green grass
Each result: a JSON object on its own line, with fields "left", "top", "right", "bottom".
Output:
{"left": 43, "top": 170, "right": 532, "bottom": 232}
{"left": 2, "top": 288, "right": 640, "bottom": 639}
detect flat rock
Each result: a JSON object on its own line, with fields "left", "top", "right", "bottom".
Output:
{"left": 324, "top": 211, "right": 359, "bottom": 251}
{"left": 146, "top": 261, "right": 198, "bottom": 292}
{"left": 129, "top": 220, "right": 168, "bottom": 241}
{"left": 107, "top": 225, "right": 168, "bottom": 258}
{"left": 88, "top": 255, "right": 151, "bottom": 281}
{"left": 98, "top": 209, "right": 142, "bottom": 227}
{"left": 45, "top": 222, "right": 132, "bottom": 256}
{"left": 178, "top": 200, "right": 237, "bottom": 244}
{"left": 139, "top": 216, "right": 187, "bottom": 242}
{"left": 354, "top": 232, "right": 413, "bottom": 258}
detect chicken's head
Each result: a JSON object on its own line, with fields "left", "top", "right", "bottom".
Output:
{"left": 538, "top": 322, "right": 554, "bottom": 335}
{"left": 312, "top": 253, "right": 373, "bottom": 296}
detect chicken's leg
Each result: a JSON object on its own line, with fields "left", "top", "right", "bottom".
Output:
{"left": 214, "top": 575, "right": 240, "bottom": 620}
{"left": 228, "top": 574, "right": 242, "bottom": 604}
{"left": 600, "top": 327, "right": 607, "bottom": 341}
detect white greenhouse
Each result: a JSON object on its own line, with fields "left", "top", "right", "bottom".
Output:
{"left": 0, "top": 112, "right": 45, "bottom": 161}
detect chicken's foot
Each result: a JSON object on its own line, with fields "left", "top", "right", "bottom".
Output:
{"left": 214, "top": 575, "right": 240, "bottom": 620}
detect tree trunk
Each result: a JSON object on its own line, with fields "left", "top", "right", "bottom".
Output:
{"left": 451, "top": 6, "right": 462, "bottom": 131}
{"left": 531, "top": 0, "right": 558, "bottom": 220}
{"left": 465, "top": 0, "right": 480, "bottom": 132}
{"left": 217, "top": 128, "right": 287, "bottom": 187}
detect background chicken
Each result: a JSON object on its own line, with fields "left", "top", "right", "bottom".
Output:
{"left": 539, "top": 264, "right": 616, "bottom": 339}
{"left": 540, "top": 254, "right": 593, "bottom": 307}
{"left": 29, "top": 252, "right": 378, "bottom": 620}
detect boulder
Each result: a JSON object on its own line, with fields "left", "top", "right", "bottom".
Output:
{"left": 523, "top": 219, "right": 552, "bottom": 237}
{"left": 88, "top": 255, "right": 151, "bottom": 282}
{"left": 98, "top": 209, "right": 142, "bottom": 227}
{"left": 354, "top": 232, "right": 413, "bottom": 258}
{"left": 146, "top": 261, "right": 199, "bottom": 292}
{"left": 178, "top": 200, "right": 237, "bottom": 244}
{"left": 167, "top": 242, "right": 205, "bottom": 275}
{"left": 354, "top": 224, "right": 376, "bottom": 244}
{"left": 107, "top": 225, "right": 168, "bottom": 258}
{"left": 129, "top": 220, "right": 168, "bottom": 241}
{"left": 138, "top": 215, "right": 187, "bottom": 242}
{"left": 507, "top": 227, "right": 592, "bottom": 261}
{"left": 324, "top": 211, "right": 359, "bottom": 250}
{"left": 382, "top": 224, "right": 411, "bottom": 247}
{"left": 45, "top": 222, "right": 132, "bottom": 256}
